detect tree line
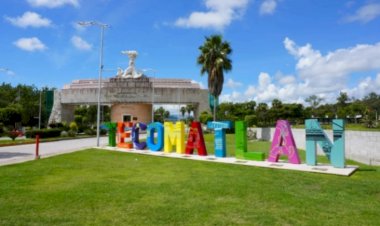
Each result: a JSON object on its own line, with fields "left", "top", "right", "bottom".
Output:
{"left": 0, "top": 83, "right": 53, "bottom": 131}
{"left": 1, "top": 82, "right": 379, "bottom": 133}
{"left": 199, "top": 92, "right": 380, "bottom": 128}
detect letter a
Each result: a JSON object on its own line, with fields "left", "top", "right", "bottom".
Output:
{"left": 268, "top": 120, "right": 301, "bottom": 164}
{"left": 185, "top": 121, "right": 207, "bottom": 156}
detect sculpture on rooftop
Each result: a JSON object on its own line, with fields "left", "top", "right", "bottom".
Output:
{"left": 117, "top": 50, "right": 143, "bottom": 78}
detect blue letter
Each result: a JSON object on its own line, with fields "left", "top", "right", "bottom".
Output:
{"left": 207, "top": 121, "right": 232, "bottom": 157}
{"left": 147, "top": 122, "right": 164, "bottom": 151}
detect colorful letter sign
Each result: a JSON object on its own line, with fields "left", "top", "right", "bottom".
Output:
{"left": 117, "top": 122, "right": 134, "bottom": 149}
{"left": 132, "top": 123, "right": 147, "bottom": 150}
{"left": 235, "top": 121, "right": 265, "bottom": 161}
{"left": 268, "top": 120, "right": 301, "bottom": 164}
{"left": 104, "top": 117, "right": 348, "bottom": 171}
{"left": 185, "top": 121, "right": 207, "bottom": 156}
{"left": 147, "top": 122, "right": 164, "bottom": 151}
{"left": 207, "top": 121, "right": 232, "bottom": 157}
{"left": 105, "top": 122, "right": 117, "bottom": 147}
{"left": 305, "top": 119, "right": 345, "bottom": 168}
{"left": 164, "top": 121, "right": 185, "bottom": 154}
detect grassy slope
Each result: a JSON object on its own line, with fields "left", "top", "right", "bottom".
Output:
{"left": 0, "top": 135, "right": 379, "bottom": 225}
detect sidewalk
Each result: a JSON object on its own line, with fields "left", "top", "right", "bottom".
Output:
{"left": 0, "top": 137, "right": 108, "bottom": 166}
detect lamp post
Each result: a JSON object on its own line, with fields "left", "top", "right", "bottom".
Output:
{"left": 38, "top": 91, "right": 42, "bottom": 129}
{"left": 78, "top": 21, "right": 109, "bottom": 147}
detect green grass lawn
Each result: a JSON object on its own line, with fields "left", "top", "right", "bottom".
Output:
{"left": 0, "top": 135, "right": 379, "bottom": 225}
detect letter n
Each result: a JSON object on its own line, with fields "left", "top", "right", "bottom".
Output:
{"left": 305, "top": 119, "right": 345, "bottom": 168}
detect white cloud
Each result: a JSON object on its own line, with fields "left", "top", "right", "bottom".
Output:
{"left": 284, "top": 37, "right": 380, "bottom": 92}
{"left": 27, "top": 0, "right": 79, "bottom": 8}
{"left": 175, "top": 0, "right": 249, "bottom": 30}
{"left": 344, "top": 74, "right": 380, "bottom": 99}
{"left": 345, "top": 3, "right": 380, "bottom": 23}
{"left": 220, "top": 91, "right": 243, "bottom": 102}
{"left": 225, "top": 78, "right": 242, "bottom": 88}
{"left": 71, "top": 36, "right": 92, "bottom": 51}
{"left": 275, "top": 72, "right": 296, "bottom": 85}
{"left": 5, "top": 11, "right": 52, "bottom": 28}
{"left": 0, "top": 68, "right": 16, "bottom": 76}
{"left": 259, "top": 0, "right": 277, "bottom": 15}
{"left": 13, "top": 37, "right": 47, "bottom": 52}
{"left": 225, "top": 38, "right": 380, "bottom": 104}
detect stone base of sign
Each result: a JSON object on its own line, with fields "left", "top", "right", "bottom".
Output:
{"left": 98, "top": 146, "right": 358, "bottom": 176}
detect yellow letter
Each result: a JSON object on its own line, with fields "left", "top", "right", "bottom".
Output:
{"left": 164, "top": 121, "right": 185, "bottom": 154}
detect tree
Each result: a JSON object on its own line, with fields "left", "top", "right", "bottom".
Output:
{"left": 305, "top": 95, "right": 323, "bottom": 116}
{"left": 0, "top": 83, "right": 55, "bottom": 128}
{"left": 270, "top": 99, "right": 283, "bottom": 123}
{"left": 199, "top": 111, "right": 213, "bottom": 124}
{"left": 0, "top": 104, "right": 22, "bottom": 128}
{"left": 180, "top": 106, "right": 186, "bottom": 119}
{"left": 154, "top": 107, "right": 170, "bottom": 123}
{"left": 256, "top": 103, "right": 269, "bottom": 127}
{"left": 186, "top": 104, "right": 194, "bottom": 117}
{"left": 271, "top": 99, "right": 282, "bottom": 109}
{"left": 197, "top": 35, "right": 232, "bottom": 121}
{"left": 337, "top": 92, "right": 349, "bottom": 106}
{"left": 305, "top": 95, "right": 323, "bottom": 109}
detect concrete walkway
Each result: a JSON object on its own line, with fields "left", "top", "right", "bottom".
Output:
{"left": 0, "top": 137, "right": 107, "bottom": 166}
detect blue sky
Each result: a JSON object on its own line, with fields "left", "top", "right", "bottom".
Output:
{"left": 1, "top": 0, "right": 380, "bottom": 105}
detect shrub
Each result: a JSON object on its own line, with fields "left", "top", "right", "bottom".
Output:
{"left": 245, "top": 115, "right": 257, "bottom": 127}
{"left": 25, "top": 129, "right": 61, "bottom": 138}
{"left": 69, "top": 122, "right": 78, "bottom": 132}
{"left": 74, "top": 115, "right": 83, "bottom": 125}
{"left": 68, "top": 130, "right": 76, "bottom": 137}
{"left": 199, "top": 112, "right": 213, "bottom": 124}
{"left": 8, "top": 130, "right": 22, "bottom": 141}
{"left": 61, "top": 121, "right": 70, "bottom": 132}
{"left": 60, "top": 131, "right": 68, "bottom": 137}
{"left": 84, "top": 129, "right": 96, "bottom": 136}
{"left": 48, "top": 122, "right": 64, "bottom": 129}
{"left": 0, "top": 123, "right": 4, "bottom": 136}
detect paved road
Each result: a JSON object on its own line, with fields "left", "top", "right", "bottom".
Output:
{"left": 0, "top": 137, "right": 108, "bottom": 166}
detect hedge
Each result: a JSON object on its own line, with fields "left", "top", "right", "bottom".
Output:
{"left": 25, "top": 128, "right": 62, "bottom": 138}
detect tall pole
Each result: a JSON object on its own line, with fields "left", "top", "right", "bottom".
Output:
{"left": 96, "top": 25, "right": 105, "bottom": 147}
{"left": 38, "top": 91, "right": 42, "bottom": 129}
{"left": 78, "top": 21, "right": 108, "bottom": 147}
{"left": 152, "top": 77, "right": 154, "bottom": 122}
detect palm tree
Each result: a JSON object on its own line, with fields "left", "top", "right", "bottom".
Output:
{"left": 186, "top": 104, "right": 194, "bottom": 117}
{"left": 197, "top": 35, "right": 232, "bottom": 121}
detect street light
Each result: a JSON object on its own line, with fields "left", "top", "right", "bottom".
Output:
{"left": 78, "top": 21, "right": 109, "bottom": 147}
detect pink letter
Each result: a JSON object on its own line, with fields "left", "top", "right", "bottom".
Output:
{"left": 268, "top": 120, "right": 301, "bottom": 164}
